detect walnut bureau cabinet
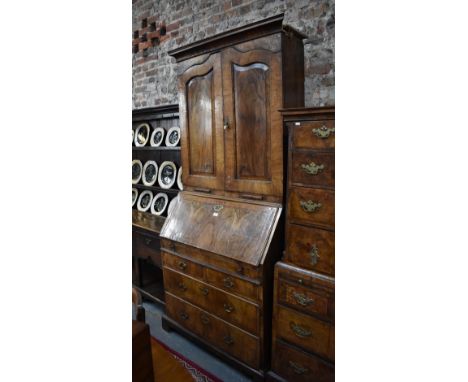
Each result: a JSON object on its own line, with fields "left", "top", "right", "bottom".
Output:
{"left": 268, "top": 107, "right": 335, "bottom": 382}
{"left": 159, "top": 15, "right": 306, "bottom": 381}
{"left": 132, "top": 105, "right": 181, "bottom": 306}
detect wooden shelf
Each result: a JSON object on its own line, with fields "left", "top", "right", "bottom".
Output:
{"left": 132, "top": 210, "right": 166, "bottom": 234}
{"left": 133, "top": 283, "right": 165, "bottom": 307}
{"left": 133, "top": 184, "right": 180, "bottom": 194}
{"left": 132, "top": 146, "right": 181, "bottom": 151}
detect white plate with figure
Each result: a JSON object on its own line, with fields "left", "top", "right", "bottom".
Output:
{"left": 132, "top": 188, "right": 138, "bottom": 207}
{"left": 150, "top": 192, "right": 169, "bottom": 216}
{"left": 132, "top": 159, "right": 143, "bottom": 184}
{"left": 134, "top": 123, "right": 151, "bottom": 147}
{"left": 158, "top": 161, "right": 177, "bottom": 189}
{"left": 177, "top": 167, "right": 183, "bottom": 190}
{"left": 142, "top": 160, "right": 159, "bottom": 186}
{"left": 137, "top": 190, "right": 153, "bottom": 212}
{"left": 150, "top": 127, "right": 165, "bottom": 147}
{"left": 165, "top": 126, "right": 180, "bottom": 147}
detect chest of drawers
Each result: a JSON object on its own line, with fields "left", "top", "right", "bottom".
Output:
{"left": 160, "top": 191, "right": 282, "bottom": 380}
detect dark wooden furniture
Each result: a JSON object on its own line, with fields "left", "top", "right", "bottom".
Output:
{"left": 170, "top": 13, "right": 305, "bottom": 204}
{"left": 268, "top": 107, "right": 335, "bottom": 382}
{"left": 160, "top": 192, "right": 282, "bottom": 381}
{"left": 132, "top": 105, "right": 181, "bottom": 306}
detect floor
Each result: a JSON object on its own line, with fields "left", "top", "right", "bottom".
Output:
{"left": 151, "top": 337, "right": 193, "bottom": 382}
{"left": 143, "top": 301, "right": 253, "bottom": 382}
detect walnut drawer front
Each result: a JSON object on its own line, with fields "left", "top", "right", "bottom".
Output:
{"left": 204, "top": 267, "right": 259, "bottom": 302}
{"left": 166, "top": 292, "right": 260, "bottom": 369}
{"left": 291, "top": 120, "right": 335, "bottom": 150}
{"left": 288, "top": 187, "right": 334, "bottom": 229}
{"left": 272, "top": 340, "right": 334, "bottom": 382}
{"left": 276, "top": 305, "right": 334, "bottom": 361}
{"left": 278, "top": 278, "right": 333, "bottom": 321}
{"left": 291, "top": 150, "right": 334, "bottom": 189}
{"left": 164, "top": 268, "right": 260, "bottom": 335}
{"left": 132, "top": 231, "right": 161, "bottom": 267}
{"left": 162, "top": 251, "right": 204, "bottom": 279}
{"left": 285, "top": 224, "right": 334, "bottom": 276}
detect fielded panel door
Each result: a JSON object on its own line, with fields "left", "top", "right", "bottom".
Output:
{"left": 179, "top": 53, "right": 225, "bottom": 191}
{"left": 221, "top": 47, "right": 283, "bottom": 198}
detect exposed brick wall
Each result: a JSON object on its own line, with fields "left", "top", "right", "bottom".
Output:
{"left": 132, "top": 0, "right": 334, "bottom": 109}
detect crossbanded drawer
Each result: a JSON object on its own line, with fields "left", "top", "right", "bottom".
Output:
{"left": 285, "top": 224, "right": 334, "bottom": 276}
{"left": 291, "top": 120, "right": 335, "bottom": 150}
{"left": 291, "top": 150, "right": 334, "bottom": 189}
{"left": 276, "top": 305, "right": 334, "bottom": 361}
{"left": 160, "top": 238, "right": 261, "bottom": 280}
{"left": 132, "top": 231, "right": 161, "bottom": 267}
{"left": 278, "top": 276, "right": 333, "bottom": 321}
{"left": 162, "top": 251, "right": 204, "bottom": 279}
{"left": 166, "top": 292, "right": 260, "bottom": 369}
{"left": 272, "top": 340, "right": 334, "bottom": 382}
{"left": 288, "top": 187, "right": 334, "bottom": 229}
{"left": 163, "top": 268, "right": 260, "bottom": 335}
{"left": 205, "top": 267, "right": 259, "bottom": 302}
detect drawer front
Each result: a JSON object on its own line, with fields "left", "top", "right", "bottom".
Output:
{"left": 288, "top": 187, "right": 334, "bottom": 229}
{"left": 162, "top": 251, "right": 204, "bottom": 279}
{"left": 166, "top": 293, "right": 260, "bottom": 369}
{"left": 285, "top": 224, "right": 334, "bottom": 276}
{"left": 272, "top": 340, "right": 334, "bottom": 382}
{"left": 278, "top": 278, "right": 332, "bottom": 321}
{"left": 291, "top": 151, "right": 334, "bottom": 188}
{"left": 292, "top": 120, "right": 335, "bottom": 150}
{"left": 132, "top": 231, "right": 161, "bottom": 267}
{"left": 276, "top": 306, "right": 334, "bottom": 361}
{"left": 164, "top": 268, "right": 259, "bottom": 334}
{"left": 205, "top": 267, "right": 259, "bottom": 302}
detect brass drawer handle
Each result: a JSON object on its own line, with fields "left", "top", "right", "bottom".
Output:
{"left": 223, "top": 277, "right": 234, "bottom": 288}
{"left": 293, "top": 292, "right": 315, "bottom": 307}
{"left": 288, "top": 361, "right": 309, "bottom": 375}
{"left": 300, "top": 200, "right": 322, "bottom": 212}
{"left": 223, "top": 303, "right": 234, "bottom": 313}
{"left": 199, "top": 286, "right": 209, "bottom": 296}
{"left": 212, "top": 204, "right": 224, "bottom": 213}
{"left": 177, "top": 282, "right": 187, "bottom": 291}
{"left": 179, "top": 312, "right": 189, "bottom": 320}
{"left": 290, "top": 322, "right": 312, "bottom": 338}
{"left": 309, "top": 244, "right": 320, "bottom": 265}
{"left": 178, "top": 261, "right": 187, "bottom": 271}
{"left": 312, "top": 125, "right": 335, "bottom": 139}
{"left": 200, "top": 314, "right": 210, "bottom": 325}
{"left": 223, "top": 335, "right": 234, "bottom": 345}
{"left": 144, "top": 237, "right": 152, "bottom": 245}
{"left": 301, "top": 162, "right": 325, "bottom": 175}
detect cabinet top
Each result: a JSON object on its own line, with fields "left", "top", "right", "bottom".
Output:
{"left": 168, "top": 13, "right": 306, "bottom": 63}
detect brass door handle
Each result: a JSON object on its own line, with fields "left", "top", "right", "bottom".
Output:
{"left": 144, "top": 238, "right": 152, "bottom": 245}
{"left": 290, "top": 322, "right": 312, "bottom": 338}
{"left": 301, "top": 162, "right": 325, "bottom": 175}
{"left": 309, "top": 244, "right": 320, "bottom": 265}
{"left": 288, "top": 361, "right": 309, "bottom": 375}
{"left": 177, "top": 282, "right": 187, "bottom": 291}
{"left": 223, "top": 119, "right": 229, "bottom": 130}
{"left": 223, "top": 303, "right": 234, "bottom": 313}
{"left": 312, "top": 125, "right": 335, "bottom": 138}
{"left": 180, "top": 312, "right": 189, "bottom": 320}
{"left": 178, "top": 261, "right": 187, "bottom": 271}
{"left": 223, "top": 335, "right": 234, "bottom": 345}
{"left": 200, "top": 314, "right": 210, "bottom": 325}
{"left": 199, "top": 286, "right": 209, "bottom": 296}
{"left": 293, "top": 292, "right": 315, "bottom": 307}
{"left": 223, "top": 277, "right": 234, "bottom": 288}
{"left": 300, "top": 200, "right": 322, "bottom": 212}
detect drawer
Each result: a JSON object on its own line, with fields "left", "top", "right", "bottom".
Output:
{"left": 276, "top": 305, "right": 334, "bottom": 361}
{"left": 272, "top": 340, "right": 334, "bottom": 382}
{"left": 291, "top": 150, "right": 334, "bottom": 188}
{"left": 166, "top": 293, "right": 260, "bottom": 369}
{"left": 278, "top": 277, "right": 333, "bottom": 321}
{"left": 288, "top": 187, "right": 334, "bottom": 229}
{"left": 285, "top": 224, "right": 334, "bottom": 276}
{"left": 291, "top": 120, "right": 335, "bottom": 150}
{"left": 132, "top": 231, "right": 161, "bottom": 267}
{"left": 161, "top": 238, "right": 261, "bottom": 280}
{"left": 162, "top": 251, "right": 204, "bottom": 279}
{"left": 164, "top": 268, "right": 260, "bottom": 335}
{"left": 205, "top": 267, "right": 259, "bottom": 302}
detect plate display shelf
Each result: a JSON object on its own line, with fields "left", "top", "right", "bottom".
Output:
{"left": 132, "top": 104, "right": 181, "bottom": 307}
